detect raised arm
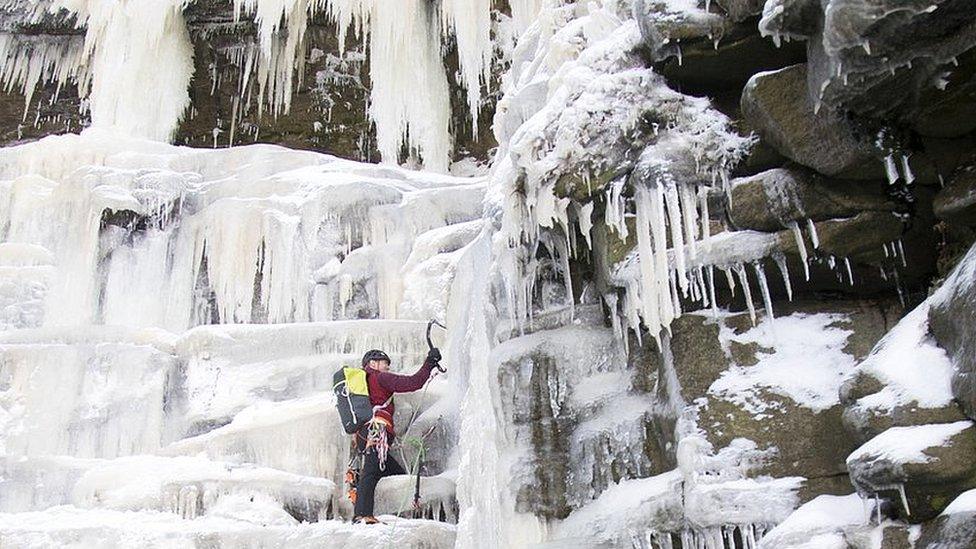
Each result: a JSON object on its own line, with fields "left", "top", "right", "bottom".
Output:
{"left": 375, "top": 349, "right": 441, "bottom": 393}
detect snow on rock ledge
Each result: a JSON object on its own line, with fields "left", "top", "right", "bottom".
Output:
{"left": 841, "top": 299, "right": 964, "bottom": 441}
{"left": 847, "top": 421, "right": 976, "bottom": 522}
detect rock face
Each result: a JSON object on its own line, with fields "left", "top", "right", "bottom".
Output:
{"left": 0, "top": 0, "right": 975, "bottom": 547}
{"left": 646, "top": 301, "right": 896, "bottom": 502}
{"left": 916, "top": 489, "right": 976, "bottom": 549}
{"left": 741, "top": 64, "right": 880, "bottom": 179}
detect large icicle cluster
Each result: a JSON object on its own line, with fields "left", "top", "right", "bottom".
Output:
{"left": 0, "top": 129, "right": 487, "bottom": 544}
{"left": 489, "top": 0, "right": 753, "bottom": 341}
{"left": 0, "top": 0, "right": 193, "bottom": 141}
{"left": 0, "top": 0, "right": 522, "bottom": 170}
{"left": 0, "top": 129, "right": 484, "bottom": 329}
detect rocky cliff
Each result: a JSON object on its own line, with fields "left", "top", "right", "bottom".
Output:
{"left": 0, "top": 0, "right": 974, "bottom": 548}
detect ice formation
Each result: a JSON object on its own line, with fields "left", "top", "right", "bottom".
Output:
{"left": 0, "top": 129, "right": 480, "bottom": 544}
{"left": 489, "top": 0, "right": 754, "bottom": 343}
{"left": 0, "top": 0, "right": 539, "bottom": 170}
{"left": 4, "top": 0, "right": 953, "bottom": 547}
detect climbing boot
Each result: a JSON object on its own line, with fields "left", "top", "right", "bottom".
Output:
{"left": 353, "top": 515, "right": 382, "bottom": 525}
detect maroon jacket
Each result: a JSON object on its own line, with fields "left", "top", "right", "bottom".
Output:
{"left": 363, "top": 360, "right": 434, "bottom": 434}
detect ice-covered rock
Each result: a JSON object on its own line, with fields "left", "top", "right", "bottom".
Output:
{"left": 847, "top": 421, "right": 976, "bottom": 522}
{"left": 493, "top": 324, "right": 655, "bottom": 519}
{"left": 552, "top": 470, "right": 683, "bottom": 546}
{"left": 726, "top": 167, "right": 896, "bottom": 233}
{"left": 760, "top": 0, "right": 976, "bottom": 140}
{"left": 650, "top": 302, "right": 892, "bottom": 497}
{"left": 757, "top": 493, "right": 876, "bottom": 549}
{"left": 70, "top": 455, "right": 335, "bottom": 522}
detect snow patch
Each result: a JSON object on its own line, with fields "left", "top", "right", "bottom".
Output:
{"left": 710, "top": 312, "right": 856, "bottom": 415}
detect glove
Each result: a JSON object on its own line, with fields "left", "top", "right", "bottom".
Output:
{"left": 426, "top": 347, "right": 442, "bottom": 365}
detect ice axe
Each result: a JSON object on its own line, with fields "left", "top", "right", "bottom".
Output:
{"left": 426, "top": 319, "right": 447, "bottom": 373}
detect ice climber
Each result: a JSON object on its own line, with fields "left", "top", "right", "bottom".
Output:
{"left": 348, "top": 347, "right": 441, "bottom": 525}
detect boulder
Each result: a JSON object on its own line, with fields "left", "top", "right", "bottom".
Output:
{"left": 928, "top": 243, "right": 976, "bottom": 420}
{"left": 847, "top": 421, "right": 976, "bottom": 522}
{"left": 798, "top": 0, "right": 976, "bottom": 129}
{"left": 915, "top": 489, "right": 976, "bottom": 549}
{"left": 741, "top": 64, "right": 880, "bottom": 179}
{"left": 727, "top": 167, "right": 895, "bottom": 233}
{"left": 934, "top": 158, "right": 976, "bottom": 227}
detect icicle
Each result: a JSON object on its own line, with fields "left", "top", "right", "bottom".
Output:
{"left": 773, "top": 253, "right": 793, "bottom": 301}
{"left": 735, "top": 263, "right": 756, "bottom": 325}
{"left": 900, "top": 155, "right": 915, "bottom": 185}
{"left": 788, "top": 221, "right": 810, "bottom": 281}
{"left": 680, "top": 184, "right": 699, "bottom": 259}
{"left": 367, "top": 0, "right": 451, "bottom": 171}
{"left": 669, "top": 270, "right": 682, "bottom": 323}
{"left": 884, "top": 154, "right": 899, "bottom": 184}
{"left": 698, "top": 187, "right": 711, "bottom": 241}
{"left": 664, "top": 182, "right": 688, "bottom": 293}
{"left": 559, "top": 235, "right": 575, "bottom": 320}
{"left": 843, "top": 257, "right": 854, "bottom": 285}
{"left": 635, "top": 186, "right": 663, "bottom": 338}
{"left": 440, "top": 0, "right": 493, "bottom": 134}
{"left": 752, "top": 262, "right": 774, "bottom": 321}
{"left": 578, "top": 202, "right": 595, "bottom": 250}
{"left": 893, "top": 269, "right": 905, "bottom": 307}
{"left": 897, "top": 483, "right": 911, "bottom": 516}
{"left": 744, "top": 523, "right": 758, "bottom": 549}
{"left": 723, "top": 267, "right": 736, "bottom": 298}
{"left": 805, "top": 218, "right": 820, "bottom": 249}
{"left": 706, "top": 266, "right": 718, "bottom": 317}
{"left": 897, "top": 239, "right": 907, "bottom": 267}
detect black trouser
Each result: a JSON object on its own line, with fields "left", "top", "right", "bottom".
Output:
{"left": 354, "top": 435, "right": 406, "bottom": 517}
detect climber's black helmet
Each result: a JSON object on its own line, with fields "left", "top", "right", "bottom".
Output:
{"left": 361, "top": 349, "right": 391, "bottom": 367}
